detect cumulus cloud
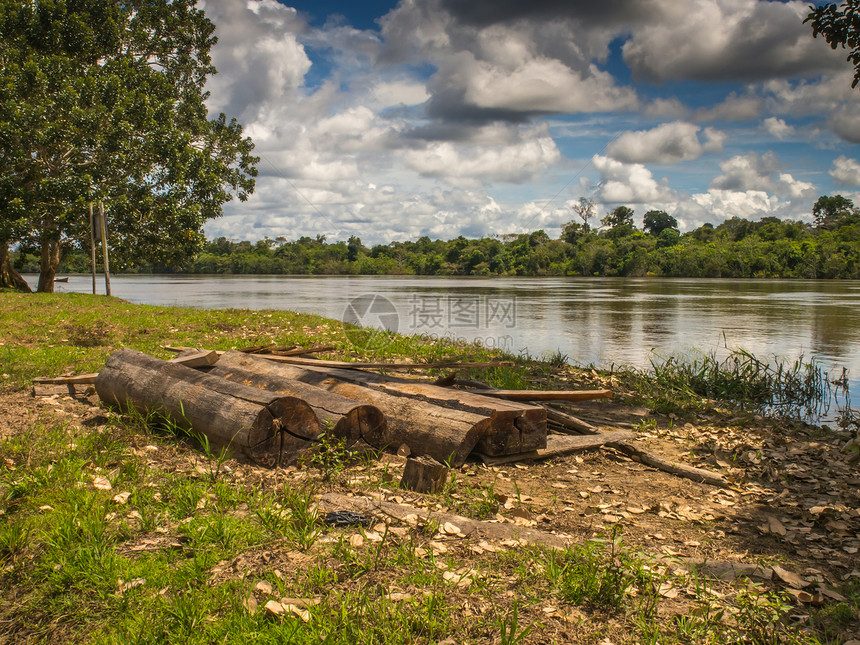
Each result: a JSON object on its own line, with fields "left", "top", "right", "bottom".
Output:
{"left": 830, "top": 156, "right": 860, "bottom": 187}
{"left": 710, "top": 152, "right": 816, "bottom": 199}
{"left": 592, "top": 155, "right": 676, "bottom": 203}
{"left": 403, "top": 127, "right": 561, "bottom": 185}
{"left": 762, "top": 117, "right": 796, "bottom": 139}
{"left": 622, "top": 0, "right": 844, "bottom": 83}
{"left": 606, "top": 122, "right": 725, "bottom": 164}
{"left": 693, "top": 93, "right": 764, "bottom": 122}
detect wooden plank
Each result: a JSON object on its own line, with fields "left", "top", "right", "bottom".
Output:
{"left": 476, "top": 389, "right": 612, "bottom": 402}
{"left": 33, "top": 373, "right": 99, "bottom": 385}
{"left": 475, "top": 430, "right": 635, "bottom": 465}
{"left": 168, "top": 350, "right": 220, "bottom": 368}
{"left": 262, "top": 355, "right": 516, "bottom": 370}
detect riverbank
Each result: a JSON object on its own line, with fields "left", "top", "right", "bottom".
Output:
{"left": 1, "top": 294, "right": 858, "bottom": 644}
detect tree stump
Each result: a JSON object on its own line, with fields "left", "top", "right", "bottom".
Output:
{"left": 400, "top": 456, "right": 449, "bottom": 493}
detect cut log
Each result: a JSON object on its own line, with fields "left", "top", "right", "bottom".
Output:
{"left": 543, "top": 407, "right": 600, "bottom": 434}
{"left": 475, "top": 430, "right": 635, "bottom": 465}
{"left": 210, "top": 351, "right": 489, "bottom": 466}
{"left": 215, "top": 351, "right": 545, "bottom": 456}
{"left": 95, "top": 348, "right": 319, "bottom": 466}
{"left": 400, "top": 456, "right": 449, "bottom": 493}
{"left": 207, "top": 353, "right": 387, "bottom": 447}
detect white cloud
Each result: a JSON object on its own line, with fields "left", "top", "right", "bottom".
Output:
{"left": 710, "top": 152, "right": 816, "bottom": 199}
{"left": 693, "top": 93, "right": 763, "bottom": 122}
{"left": 761, "top": 117, "right": 796, "bottom": 139}
{"left": 606, "top": 121, "right": 724, "bottom": 164}
{"left": 403, "top": 128, "right": 561, "bottom": 184}
{"left": 592, "top": 155, "right": 676, "bottom": 203}
{"left": 830, "top": 156, "right": 860, "bottom": 187}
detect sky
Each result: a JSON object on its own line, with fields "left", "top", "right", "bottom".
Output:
{"left": 197, "top": 0, "right": 860, "bottom": 244}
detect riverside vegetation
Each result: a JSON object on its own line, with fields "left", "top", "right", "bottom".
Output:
{"left": 13, "top": 197, "right": 860, "bottom": 280}
{"left": 1, "top": 293, "right": 859, "bottom": 644}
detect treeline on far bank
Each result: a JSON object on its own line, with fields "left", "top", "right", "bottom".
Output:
{"left": 19, "top": 196, "right": 860, "bottom": 279}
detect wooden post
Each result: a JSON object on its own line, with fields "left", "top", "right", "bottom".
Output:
{"left": 98, "top": 200, "right": 111, "bottom": 297}
{"left": 88, "top": 202, "right": 97, "bottom": 295}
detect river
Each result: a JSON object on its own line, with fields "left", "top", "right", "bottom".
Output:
{"left": 31, "top": 274, "right": 860, "bottom": 415}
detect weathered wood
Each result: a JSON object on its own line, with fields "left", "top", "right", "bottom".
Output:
{"left": 239, "top": 355, "right": 546, "bottom": 456}
{"left": 607, "top": 442, "right": 730, "bottom": 488}
{"left": 33, "top": 373, "right": 99, "bottom": 385}
{"left": 208, "top": 351, "right": 387, "bottom": 447}
{"left": 262, "top": 355, "right": 516, "bottom": 370}
{"left": 212, "top": 352, "right": 489, "bottom": 466}
{"left": 320, "top": 492, "right": 573, "bottom": 550}
{"left": 400, "top": 456, "right": 449, "bottom": 493}
{"left": 168, "top": 350, "right": 220, "bottom": 368}
{"left": 95, "top": 349, "right": 319, "bottom": 466}
{"left": 475, "top": 430, "right": 635, "bottom": 465}
{"left": 475, "top": 389, "right": 612, "bottom": 402}
{"left": 543, "top": 407, "right": 600, "bottom": 434}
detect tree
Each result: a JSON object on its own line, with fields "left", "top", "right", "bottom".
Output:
{"left": 806, "top": 1, "right": 860, "bottom": 88}
{"left": 642, "top": 210, "right": 678, "bottom": 236}
{"left": 601, "top": 206, "right": 635, "bottom": 230}
{"left": 0, "top": 0, "right": 258, "bottom": 292}
{"left": 812, "top": 195, "right": 857, "bottom": 229}
{"left": 571, "top": 197, "right": 595, "bottom": 229}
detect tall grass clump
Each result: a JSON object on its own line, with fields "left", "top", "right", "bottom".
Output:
{"left": 636, "top": 349, "right": 832, "bottom": 417}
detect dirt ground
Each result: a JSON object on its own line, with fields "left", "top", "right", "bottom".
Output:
{"left": 2, "top": 384, "right": 860, "bottom": 642}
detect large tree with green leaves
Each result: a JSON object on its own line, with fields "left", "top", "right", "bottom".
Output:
{"left": 806, "top": 1, "right": 860, "bottom": 88}
{"left": 0, "top": 0, "right": 258, "bottom": 292}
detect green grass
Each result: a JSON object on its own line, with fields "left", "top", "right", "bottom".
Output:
{"left": 0, "top": 293, "right": 852, "bottom": 644}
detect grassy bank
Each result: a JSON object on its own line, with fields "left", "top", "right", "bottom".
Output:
{"left": 1, "top": 294, "right": 857, "bottom": 644}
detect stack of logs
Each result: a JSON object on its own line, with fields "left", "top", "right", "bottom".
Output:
{"left": 89, "top": 348, "right": 615, "bottom": 472}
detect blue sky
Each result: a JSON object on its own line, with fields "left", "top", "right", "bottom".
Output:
{"left": 200, "top": 0, "right": 860, "bottom": 244}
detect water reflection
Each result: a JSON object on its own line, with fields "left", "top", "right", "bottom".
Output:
{"left": 30, "top": 274, "right": 860, "bottom": 400}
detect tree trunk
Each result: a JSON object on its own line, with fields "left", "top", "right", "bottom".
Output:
{"left": 37, "top": 238, "right": 60, "bottom": 293}
{"left": 208, "top": 352, "right": 387, "bottom": 447}
{"left": 95, "top": 349, "right": 320, "bottom": 466}
{"left": 0, "top": 241, "right": 31, "bottom": 292}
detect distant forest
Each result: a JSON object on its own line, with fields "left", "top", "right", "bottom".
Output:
{"left": 15, "top": 196, "right": 860, "bottom": 279}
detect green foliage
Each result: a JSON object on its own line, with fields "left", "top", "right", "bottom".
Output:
{"left": 35, "top": 195, "right": 858, "bottom": 279}
{"left": 806, "top": 1, "right": 860, "bottom": 88}
{"left": 0, "top": 0, "right": 257, "bottom": 290}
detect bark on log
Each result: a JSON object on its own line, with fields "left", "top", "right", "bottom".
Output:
{"left": 95, "top": 349, "right": 319, "bottom": 466}
{"left": 400, "top": 456, "right": 449, "bottom": 493}
{"left": 213, "top": 351, "right": 489, "bottom": 466}
{"left": 208, "top": 351, "right": 387, "bottom": 447}
{"left": 236, "top": 354, "right": 546, "bottom": 456}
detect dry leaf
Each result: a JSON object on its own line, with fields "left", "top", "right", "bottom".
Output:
{"left": 243, "top": 595, "right": 258, "bottom": 614}
{"left": 255, "top": 581, "right": 273, "bottom": 595}
{"left": 92, "top": 476, "right": 112, "bottom": 491}
{"left": 767, "top": 516, "right": 787, "bottom": 536}
{"left": 264, "top": 600, "right": 285, "bottom": 616}
{"left": 113, "top": 492, "right": 131, "bottom": 505}
{"left": 773, "top": 565, "right": 810, "bottom": 589}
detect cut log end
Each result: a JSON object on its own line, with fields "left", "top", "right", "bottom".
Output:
{"left": 400, "top": 456, "right": 449, "bottom": 494}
